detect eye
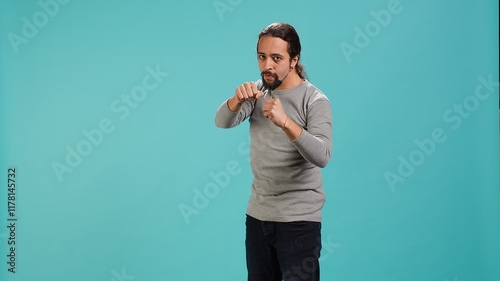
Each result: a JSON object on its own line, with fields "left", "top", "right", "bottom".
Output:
{"left": 258, "top": 54, "right": 265, "bottom": 60}
{"left": 272, "top": 56, "right": 283, "bottom": 62}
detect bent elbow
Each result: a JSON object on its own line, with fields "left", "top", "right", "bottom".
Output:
{"left": 316, "top": 157, "right": 329, "bottom": 168}
{"left": 214, "top": 117, "right": 233, "bottom": 128}
{"left": 317, "top": 147, "right": 332, "bottom": 168}
{"left": 214, "top": 118, "right": 224, "bottom": 128}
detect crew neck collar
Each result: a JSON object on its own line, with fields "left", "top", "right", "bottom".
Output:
{"left": 270, "top": 79, "right": 308, "bottom": 95}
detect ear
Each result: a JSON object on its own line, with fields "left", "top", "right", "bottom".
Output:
{"left": 291, "top": 55, "right": 299, "bottom": 68}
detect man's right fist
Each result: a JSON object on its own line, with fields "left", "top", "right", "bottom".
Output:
{"left": 227, "top": 82, "right": 265, "bottom": 112}
{"left": 235, "top": 82, "right": 264, "bottom": 104}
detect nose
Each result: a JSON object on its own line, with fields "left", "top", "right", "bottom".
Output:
{"left": 264, "top": 57, "right": 274, "bottom": 71}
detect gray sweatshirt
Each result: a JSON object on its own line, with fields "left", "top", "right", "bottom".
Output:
{"left": 215, "top": 80, "right": 332, "bottom": 222}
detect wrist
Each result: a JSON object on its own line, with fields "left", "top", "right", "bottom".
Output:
{"left": 281, "top": 115, "right": 289, "bottom": 130}
{"left": 227, "top": 97, "right": 241, "bottom": 112}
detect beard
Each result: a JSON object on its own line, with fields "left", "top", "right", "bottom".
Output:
{"left": 261, "top": 70, "right": 282, "bottom": 90}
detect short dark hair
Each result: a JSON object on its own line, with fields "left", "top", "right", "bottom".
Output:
{"left": 257, "top": 22, "right": 307, "bottom": 79}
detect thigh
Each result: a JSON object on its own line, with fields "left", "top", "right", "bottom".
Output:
{"left": 276, "top": 221, "right": 322, "bottom": 281}
{"left": 245, "top": 215, "right": 281, "bottom": 281}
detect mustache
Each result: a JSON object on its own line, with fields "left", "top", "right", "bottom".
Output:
{"left": 261, "top": 70, "right": 278, "bottom": 77}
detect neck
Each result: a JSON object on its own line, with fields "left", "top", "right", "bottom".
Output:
{"left": 276, "top": 71, "right": 303, "bottom": 90}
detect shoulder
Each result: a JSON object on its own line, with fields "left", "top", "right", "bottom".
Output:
{"left": 303, "top": 80, "right": 330, "bottom": 106}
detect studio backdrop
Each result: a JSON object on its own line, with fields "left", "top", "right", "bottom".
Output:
{"left": 0, "top": 0, "right": 499, "bottom": 280}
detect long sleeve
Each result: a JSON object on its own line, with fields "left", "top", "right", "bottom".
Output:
{"left": 214, "top": 99, "right": 256, "bottom": 128}
{"left": 291, "top": 98, "right": 332, "bottom": 168}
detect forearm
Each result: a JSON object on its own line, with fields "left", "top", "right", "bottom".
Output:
{"left": 227, "top": 96, "right": 242, "bottom": 112}
{"left": 291, "top": 129, "right": 332, "bottom": 168}
{"left": 287, "top": 100, "right": 333, "bottom": 168}
{"left": 280, "top": 117, "right": 302, "bottom": 141}
{"left": 215, "top": 98, "right": 253, "bottom": 128}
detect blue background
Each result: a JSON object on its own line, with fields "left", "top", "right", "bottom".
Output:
{"left": 1, "top": 0, "right": 499, "bottom": 280}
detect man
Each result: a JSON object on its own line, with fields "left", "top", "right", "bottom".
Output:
{"left": 215, "top": 22, "right": 332, "bottom": 281}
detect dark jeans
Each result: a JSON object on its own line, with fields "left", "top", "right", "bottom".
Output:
{"left": 245, "top": 215, "right": 322, "bottom": 281}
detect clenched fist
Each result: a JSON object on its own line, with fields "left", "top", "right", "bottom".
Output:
{"left": 228, "top": 82, "right": 264, "bottom": 112}
{"left": 262, "top": 98, "right": 288, "bottom": 128}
